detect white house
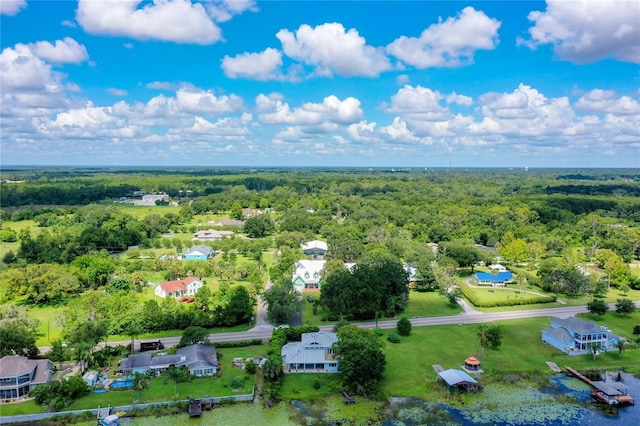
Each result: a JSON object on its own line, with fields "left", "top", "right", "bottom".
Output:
{"left": 302, "top": 240, "right": 328, "bottom": 258}
{"left": 281, "top": 332, "right": 339, "bottom": 373}
{"left": 292, "top": 259, "right": 326, "bottom": 292}
{"left": 154, "top": 277, "right": 204, "bottom": 299}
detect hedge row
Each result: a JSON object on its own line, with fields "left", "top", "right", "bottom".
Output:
{"left": 214, "top": 339, "right": 263, "bottom": 348}
{"left": 462, "top": 287, "right": 556, "bottom": 308}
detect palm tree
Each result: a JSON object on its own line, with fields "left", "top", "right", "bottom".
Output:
{"left": 615, "top": 339, "right": 625, "bottom": 359}
{"left": 73, "top": 342, "right": 93, "bottom": 374}
{"left": 476, "top": 323, "right": 489, "bottom": 361}
{"left": 588, "top": 341, "right": 602, "bottom": 361}
{"left": 125, "top": 321, "right": 142, "bottom": 355}
{"left": 132, "top": 372, "right": 149, "bottom": 401}
{"left": 164, "top": 366, "right": 183, "bottom": 396}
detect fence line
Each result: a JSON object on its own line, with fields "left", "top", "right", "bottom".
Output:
{"left": 0, "top": 390, "right": 254, "bottom": 425}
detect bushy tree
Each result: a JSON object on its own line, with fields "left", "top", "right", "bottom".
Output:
{"left": 587, "top": 298, "right": 608, "bottom": 316}
{"left": 243, "top": 215, "right": 275, "bottom": 238}
{"left": 334, "top": 325, "right": 386, "bottom": 396}
{"left": 486, "top": 324, "right": 505, "bottom": 349}
{"left": 397, "top": 317, "right": 412, "bottom": 336}
{"left": 178, "top": 326, "right": 210, "bottom": 347}
{"left": 615, "top": 298, "right": 635, "bottom": 316}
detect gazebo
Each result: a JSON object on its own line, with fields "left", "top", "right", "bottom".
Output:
{"left": 464, "top": 356, "right": 481, "bottom": 371}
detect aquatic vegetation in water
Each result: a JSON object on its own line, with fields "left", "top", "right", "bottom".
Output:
{"left": 389, "top": 404, "right": 459, "bottom": 426}
{"left": 462, "top": 385, "right": 589, "bottom": 425}
{"left": 323, "top": 396, "right": 385, "bottom": 426}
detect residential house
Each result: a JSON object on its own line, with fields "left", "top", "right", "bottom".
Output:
{"left": 427, "top": 242, "right": 439, "bottom": 253}
{"left": 488, "top": 264, "right": 507, "bottom": 272}
{"left": 292, "top": 259, "right": 326, "bottom": 292}
{"left": 0, "top": 356, "right": 54, "bottom": 400}
{"left": 120, "top": 344, "right": 218, "bottom": 377}
{"left": 181, "top": 245, "right": 215, "bottom": 260}
{"left": 474, "top": 270, "right": 514, "bottom": 285}
{"left": 193, "top": 229, "right": 233, "bottom": 241}
{"left": 281, "top": 332, "right": 339, "bottom": 373}
{"left": 404, "top": 264, "right": 419, "bottom": 286}
{"left": 302, "top": 240, "right": 328, "bottom": 258}
{"left": 154, "top": 277, "right": 204, "bottom": 299}
{"left": 541, "top": 316, "right": 620, "bottom": 355}
{"left": 217, "top": 219, "right": 245, "bottom": 227}
{"left": 242, "top": 208, "right": 262, "bottom": 217}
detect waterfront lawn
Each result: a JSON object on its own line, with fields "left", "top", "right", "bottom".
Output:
{"left": 0, "top": 399, "right": 44, "bottom": 416}
{"left": 381, "top": 316, "right": 640, "bottom": 399}
{"left": 280, "top": 373, "right": 342, "bottom": 401}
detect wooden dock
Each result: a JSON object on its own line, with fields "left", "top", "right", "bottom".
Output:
{"left": 565, "top": 366, "right": 634, "bottom": 406}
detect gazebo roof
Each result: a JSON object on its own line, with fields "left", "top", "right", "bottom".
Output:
{"left": 464, "top": 356, "right": 481, "bottom": 365}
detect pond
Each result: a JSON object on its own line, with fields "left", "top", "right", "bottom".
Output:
{"left": 381, "top": 371, "right": 640, "bottom": 426}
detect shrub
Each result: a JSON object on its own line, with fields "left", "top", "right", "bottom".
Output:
{"left": 387, "top": 332, "right": 401, "bottom": 343}
{"left": 313, "top": 378, "right": 321, "bottom": 389}
{"left": 245, "top": 359, "right": 257, "bottom": 374}
{"left": 397, "top": 317, "right": 412, "bottom": 336}
{"left": 373, "top": 327, "right": 383, "bottom": 336}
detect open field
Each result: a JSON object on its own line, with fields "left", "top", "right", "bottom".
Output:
{"left": 279, "top": 372, "right": 342, "bottom": 401}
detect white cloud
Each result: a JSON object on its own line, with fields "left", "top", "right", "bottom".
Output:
{"left": 446, "top": 92, "right": 473, "bottom": 106}
{"left": 386, "top": 7, "right": 500, "bottom": 68}
{"left": 258, "top": 94, "right": 362, "bottom": 126}
{"left": 61, "top": 20, "right": 76, "bottom": 28}
{"left": 0, "top": 0, "right": 27, "bottom": 16}
{"left": 574, "top": 89, "right": 640, "bottom": 115}
{"left": 347, "top": 120, "right": 377, "bottom": 142}
{"left": 175, "top": 116, "right": 251, "bottom": 136}
{"left": 107, "top": 88, "right": 128, "bottom": 96}
{"left": 519, "top": 0, "right": 640, "bottom": 64}
{"left": 175, "top": 87, "right": 244, "bottom": 114}
{"left": 203, "top": 0, "right": 257, "bottom": 23}
{"left": 76, "top": 0, "right": 222, "bottom": 44}
{"left": 222, "top": 48, "right": 283, "bottom": 80}
{"left": 276, "top": 23, "right": 392, "bottom": 77}
{"left": 29, "top": 37, "right": 89, "bottom": 64}
{"left": 0, "top": 44, "right": 60, "bottom": 91}
{"left": 123, "top": 43, "right": 134, "bottom": 49}
{"left": 380, "top": 117, "right": 422, "bottom": 142}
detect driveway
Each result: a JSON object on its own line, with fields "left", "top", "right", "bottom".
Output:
{"left": 250, "top": 278, "right": 274, "bottom": 332}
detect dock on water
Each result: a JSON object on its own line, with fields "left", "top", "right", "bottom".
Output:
{"left": 546, "top": 361, "right": 561, "bottom": 373}
{"left": 565, "top": 366, "right": 635, "bottom": 406}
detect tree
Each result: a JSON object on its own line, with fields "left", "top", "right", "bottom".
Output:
{"left": 163, "top": 366, "right": 190, "bottom": 396}
{"left": 615, "top": 339, "right": 625, "bottom": 359}
{"left": 438, "top": 242, "right": 481, "bottom": 271}
{"left": 486, "top": 324, "right": 505, "bottom": 349}
{"left": 633, "top": 325, "right": 640, "bottom": 348}
{"left": 224, "top": 285, "right": 254, "bottom": 326}
{"left": 334, "top": 325, "right": 385, "bottom": 397}
{"left": 588, "top": 341, "right": 602, "bottom": 361}
{"left": 586, "top": 299, "right": 608, "bottom": 316}
{"left": 48, "top": 339, "right": 69, "bottom": 369}
{"left": 0, "top": 304, "right": 39, "bottom": 357}
{"left": 125, "top": 321, "right": 142, "bottom": 354}
{"left": 615, "top": 298, "right": 635, "bottom": 316}
{"left": 133, "top": 371, "right": 149, "bottom": 401}
{"left": 397, "top": 317, "right": 412, "bottom": 336}
{"left": 230, "top": 202, "right": 244, "bottom": 220}
{"left": 178, "top": 326, "right": 210, "bottom": 347}
{"left": 263, "top": 286, "right": 300, "bottom": 325}
{"left": 476, "top": 323, "right": 489, "bottom": 359}
{"left": 243, "top": 215, "right": 275, "bottom": 238}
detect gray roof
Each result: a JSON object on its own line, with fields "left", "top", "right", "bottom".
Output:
{"left": 438, "top": 369, "right": 478, "bottom": 386}
{"left": 184, "top": 245, "right": 214, "bottom": 256}
{"left": 281, "top": 332, "right": 337, "bottom": 365}
{"left": 120, "top": 344, "right": 217, "bottom": 372}
{"left": 542, "top": 326, "right": 574, "bottom": 342}
{"left": 552, "top": 317, "right": 602, "bottom": 335}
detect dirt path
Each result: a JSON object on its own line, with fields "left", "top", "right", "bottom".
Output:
{"left": 251, "top": 278, "right": 273, "bottom": 331}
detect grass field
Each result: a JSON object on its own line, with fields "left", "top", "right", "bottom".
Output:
{"left": 279, "top": 373, "right": 342, "bottom": 401}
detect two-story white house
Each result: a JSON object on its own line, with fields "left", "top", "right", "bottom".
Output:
{"left": 292, "top": 259, "right": 326, "bottom": 292}
{"left": 281, "top": 332, "right": 339, "bottom": 373}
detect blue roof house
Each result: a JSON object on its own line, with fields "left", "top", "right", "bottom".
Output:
{"left": 182, "top": 245, "right": 214, "bottom": 260}
{"left": 541, "top": 317, "right": 619, "bottom": 355}
{"left": 281, "top": 332, "right": 339, "bottom": 373}
{"left": 474, "top": 271, "right": 513, "bottom": 285}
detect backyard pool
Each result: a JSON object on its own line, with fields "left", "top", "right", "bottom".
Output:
{"left": 110, "top": 380, "right": 134, "bottom": 389}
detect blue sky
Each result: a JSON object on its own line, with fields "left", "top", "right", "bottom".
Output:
{"left": 1, "top": 0, "right": 638, "bottom": 168}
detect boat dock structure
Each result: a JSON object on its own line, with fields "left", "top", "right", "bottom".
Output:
{"left": 565, "top": 366, "right": 635, "bottom": 406}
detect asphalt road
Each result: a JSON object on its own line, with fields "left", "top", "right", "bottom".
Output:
{"left": 39, "top": 301, "right": 639, "bottom": 354}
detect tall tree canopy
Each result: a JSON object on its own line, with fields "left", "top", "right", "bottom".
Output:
{"left": 334, "top": 325, "right": 386, "bottom": 396}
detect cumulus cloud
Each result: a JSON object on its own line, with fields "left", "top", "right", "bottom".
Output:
{"left": 0, "top": 0, "right": 27, "bottom": 16}
{"left": 386, "top": 7, "right": 500, "bottom": 68}
{"left": 258, "top": 94, "right": 362, "bottom": 125}
{"left": 0, "top": 44, "right": 61, "bottom": 91}
{"left": 76, "top": 0, "right": 222, "bottom": 44}
{"left": 176, "top": 86, "right": 244, "bottom": 114}
{"left": 519, "top": 0, "right": 640, "bottom": 64}
{"left": 574, "top": 89, "right": 640, "bottom": 115}
{"left": 146, "top": 81, "right": 175, "bottom": 90}
{"left": 29, "top": 37, "right": 89, "bottom": 64}
{"left": 222, "top": 48, "right": 283, "bottom": 80}
{"left": 276, "top": 23, "right": 392, "bottom": 77}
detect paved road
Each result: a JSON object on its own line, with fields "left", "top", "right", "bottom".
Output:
{"left": 39, "top": 301, "right": 639, "bottom": 354}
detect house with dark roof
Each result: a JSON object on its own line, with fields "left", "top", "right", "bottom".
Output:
{"left": 120, "top": 344, "right": 218, "bottom": 377}
{"left": 154, "top": 277, "right": 204, "bottom": 299}
{"left": 193, "top": 229, "right": 233, "bottom": 241}
{"left": 0, "top": 356, "right": 54, "bottom": 400}
{"left": 181, "top": 245, "right": 215, "bottom": 260}
{"left": 541, "top": 317, "right": 620, "bottom": 355}
{"left": 281, "top": 332, "right": 339, "bottom": 373}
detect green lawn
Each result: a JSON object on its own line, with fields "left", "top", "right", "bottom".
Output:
{"left": 280, "top": 373, "right": 342, "bottom": 401}
{"left": 381, "top": 314, "right": 640, "bottom": 399}
{"left": 0, "top": 219, "right": 37, "bottom": 258}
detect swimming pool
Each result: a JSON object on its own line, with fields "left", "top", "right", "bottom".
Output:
{"left": 110, "top": 380, "right": 134, "bottom": 389}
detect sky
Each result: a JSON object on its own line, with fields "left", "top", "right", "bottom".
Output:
{"left": 1, "top": 0, "right": 639, "bottom": 168}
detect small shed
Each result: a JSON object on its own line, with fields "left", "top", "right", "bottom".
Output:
{"left": 438, "top": 369, "right": 482, "bottom": 392}
{"left": 83, "top": 370, "right": 99, "bottom": 387}
{"left": 464, "top": 356, "right": 481, "bottom": 371}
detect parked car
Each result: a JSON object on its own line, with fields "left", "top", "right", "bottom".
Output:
{"left": 307, "top": 295, "right": 314, "bottom": 303}
{"left": 275, "top": 324, "right": 290, "bottom": 329}
{"left": 600, "top": 326, "right": 611, "bottom": 332}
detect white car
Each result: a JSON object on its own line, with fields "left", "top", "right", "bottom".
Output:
{"left": 600, "top": 326, "right": 611, "bottom": 332}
